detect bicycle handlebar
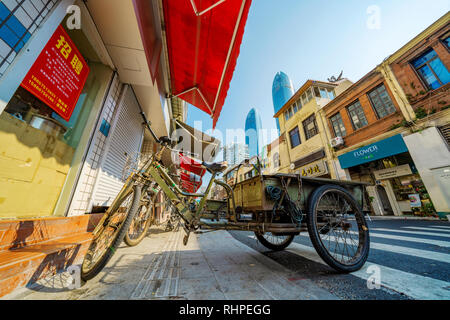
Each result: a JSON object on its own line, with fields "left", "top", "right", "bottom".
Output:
{"left": 140, "top": 111, "right": 160, "bottom": 143}
{"left": 140, "top": 111, "right": 182, "bottom": 147}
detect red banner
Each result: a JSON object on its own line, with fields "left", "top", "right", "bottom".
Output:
{"left": 20, "top": 25, "right": 90, "bottom": 121}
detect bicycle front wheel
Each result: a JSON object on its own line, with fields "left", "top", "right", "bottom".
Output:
{"left": 81, "top": 185, "right": 141, "bottom": 281}
{"left": 124, "top": 196, "right": 154, "bottom": 247}
{"left": 306, "top": 184, "right": 370, "bottom": 273}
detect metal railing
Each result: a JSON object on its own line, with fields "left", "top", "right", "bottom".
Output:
{"left": 0, "top": 0, "right": 59, "bottom": 77}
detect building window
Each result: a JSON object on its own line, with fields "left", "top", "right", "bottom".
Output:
{"left": 330, "top": 113, "right": 346, "bottom": 137}
{"left": 285, "top": 101, "right": 302, "bottom": 121}
{"left": 303, "top": 114, "right": 318, "bottom": 140}
{"left": 411, "top": 48, "right": 450, "bottom": 90}
{"left": 301, "top": 93, "right": 307, "bottom": 105}
{"left": 347, "top": 100, "right": 368, "bottom": 130}
{"left": 443, "top": 36, "right": 450, "bottom": 50}
{"left": 306, "top": 88, "right": 313, "bottom": 101}
{"left": 289, "top": 126, "right": 301, "bottom": 148}
{"left": 315, "top": 86, "right": 335, "bottom": 100}
{"left": 367, "top": 84, "right": 397, "bottom": 119}
{"left": 319, "top": 87, "right": 328, "bottom": 99}
{"left": 327, "top": 89, "right": 336, "bottom": 99}
{"left": 273, "top": 152, "right": 280, "bottom": 168}
{"left": 314, "top": 86, "right": 321, "bottom": 97}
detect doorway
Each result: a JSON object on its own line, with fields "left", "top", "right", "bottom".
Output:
{"left": 376, "top": 185, "right": 394, "bottom": 215}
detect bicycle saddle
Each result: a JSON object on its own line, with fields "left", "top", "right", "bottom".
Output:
{"left": 202, "top": 161, "right": 228, "bottom": 174}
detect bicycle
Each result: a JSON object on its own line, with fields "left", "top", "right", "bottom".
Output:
{"left": 81, "top": 111, "right": 370, "bottom": 281}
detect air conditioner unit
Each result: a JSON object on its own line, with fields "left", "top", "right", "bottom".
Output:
{"left": 330, "top": 136, "right": 344, "bottom": 148}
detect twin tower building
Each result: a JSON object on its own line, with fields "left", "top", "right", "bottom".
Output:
{"left": 243, "top": 71, "right": 294, "bottom": 158}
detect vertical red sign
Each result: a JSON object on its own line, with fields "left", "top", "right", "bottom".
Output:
{"left": 20, "top": 25, "right": 90, "bottom": 121}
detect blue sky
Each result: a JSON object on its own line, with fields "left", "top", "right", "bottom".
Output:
{"left": 187, "top": 0, "right": 449, "bottom": 149}
{"left": 184, "top": 1, "right": 449, "bottom": 190}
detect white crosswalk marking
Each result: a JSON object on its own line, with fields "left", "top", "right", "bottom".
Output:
{"left": 360, "top": 231, "right": 450, "bottom": 248}
{"left": 247, "top": 213, "right": 450, "bottom": 299}
{"left": 285, "top": 242, "right": 450, "bottom": 300}
{"left": 295, "top": 233, "right": 450, "bottom": 263}
{"left": 429, "top": 226, "right": 450, "bottom": 230}
{"left": 373, "top": 228, "right": 450, "bottom": 238}
{"left": 402, "top": 226, "right": 450, "bottom": 233}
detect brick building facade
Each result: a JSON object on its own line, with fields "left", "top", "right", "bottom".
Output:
{"left": 323, "top": 70, "right": 405, "bottom": 148}
{"left": 321, "top": 13, "right": 450, "bottom": 218}
{"left": 389, "top": 20, "right": 449, "bottom": 114}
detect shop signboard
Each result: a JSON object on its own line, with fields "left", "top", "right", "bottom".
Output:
{"left": 338, "top": 134, "right": 408, "bottom": 169}
{"left": 373, "top": 164, "right": 413, "bottom": 180}
{"left": 295, "top": 160, "right": 328, "bottom": 177}
{"left": 20, "top": 25, "right": 90, "bottom": 121}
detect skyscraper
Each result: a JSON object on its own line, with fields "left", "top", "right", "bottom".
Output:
{"left": 245, "top": 107, "right": 262, "bottom": 158}
{"left": 223, "top": 143, "right": 249, "bottom": 166}
{"left": 272, "top": 71, "right": 295, "bottom": 133}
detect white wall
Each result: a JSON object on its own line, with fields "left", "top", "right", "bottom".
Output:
{"left": 403, "top": 127, "right": 450, "bottom": 214}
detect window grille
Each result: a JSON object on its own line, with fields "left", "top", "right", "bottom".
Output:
{"left": 0, "top": 0, "right": 59, "bottom": 77}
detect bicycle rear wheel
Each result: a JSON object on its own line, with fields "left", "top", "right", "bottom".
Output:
{"left": 255, "top": 232, "right": 295, "bottom": 251}
{"left": 81, "top": 185, "right": 141, "bottom": 281}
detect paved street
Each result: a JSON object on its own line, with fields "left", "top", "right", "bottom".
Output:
{"left": 3, "top": 218, "right": 450, "bottom": 300}
{"left": 229, "top": 218, "right": 450, "bottom": 300}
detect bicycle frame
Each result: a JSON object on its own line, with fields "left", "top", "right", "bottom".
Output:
{"left": 144, "top": 146, "right": 236, "bottom": 225}
{"left": 91, "top": 141, "right": 235, "bottom": 238}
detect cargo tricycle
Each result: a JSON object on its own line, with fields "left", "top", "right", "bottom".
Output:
{"left": 80, "top": 112, "right": 370, "bottom": 281}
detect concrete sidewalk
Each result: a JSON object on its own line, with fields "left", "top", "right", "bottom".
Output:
{"left": 3, "top": 226, "right": 338, "bottom": 300}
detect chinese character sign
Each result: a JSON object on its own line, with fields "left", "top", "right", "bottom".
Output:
{"left": 20, "top": 25, "right": 90, "bottom": 121}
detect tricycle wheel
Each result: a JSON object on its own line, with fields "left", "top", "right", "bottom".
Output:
{"left": 254, "top": 232, "right": 295, "bottom": 251}
{"left": 307, "top": 184, "right": 370, "bottom": 273}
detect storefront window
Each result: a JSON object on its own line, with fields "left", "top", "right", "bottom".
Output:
{"left": 391, "top": 175, "right": 422, "bottom": 201}
{"left": 0, "top": 22, "right": 108, "bottom": 218}
{"left": 4, "top": 72, "right": 99, "bottom": 150}
{"left": 390, "top": 174, "right": 434, "bottom": 214}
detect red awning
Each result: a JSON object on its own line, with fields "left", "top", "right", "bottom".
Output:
{"left": 179, "top": 153, "right": 206, "bottom": 177}
{"left": 179, "top": 152, "right": 205, "bottom": 192}
{"left": 162, "top": 0, "right": 252, "bottom": 127}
